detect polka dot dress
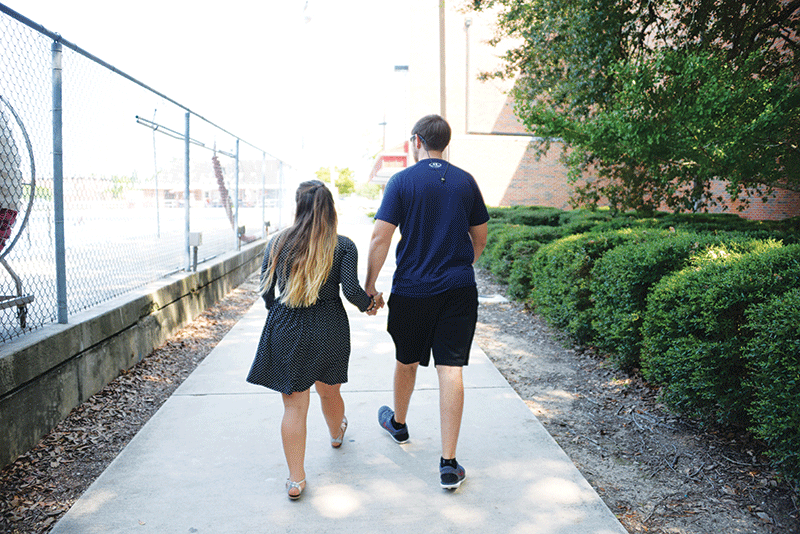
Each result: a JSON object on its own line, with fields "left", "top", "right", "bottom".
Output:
{"left": 246, "top": 235, "right": 371, "bottom": 395}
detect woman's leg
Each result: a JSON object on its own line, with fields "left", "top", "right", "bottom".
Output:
{"left": 281, "top": 389, "right": 310, "bottom": 495}
{"left": 315, "top": 381, "right": 345, "bottom": 439}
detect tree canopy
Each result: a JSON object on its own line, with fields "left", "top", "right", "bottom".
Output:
{"left": 472, "top": 0, "right": 800, "bottom": 212}
{"left": 334, "top": 167, "right": 356, "bottom": 196}
{"left": 314, "top": 166, "right": 356, "bottom": 196}
{"left": 314, "top": 167, "right": 331, "bottom": 184}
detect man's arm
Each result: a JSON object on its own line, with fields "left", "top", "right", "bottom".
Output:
{"left": 365, "top": 219, "right": 397, "bottom": 295}
{"left": 468, "top": 222, "right": 488, "bottom": 264}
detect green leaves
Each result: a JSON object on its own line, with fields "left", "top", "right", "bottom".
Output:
{"left": 471, "top": 0, "right": 800, "bottom": 211}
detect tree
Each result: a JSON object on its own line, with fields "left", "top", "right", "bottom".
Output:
{"left": 108, "top": 174, "right": 133, "bottom": 199}
{"left": 356, "top": 182, "right": 383, "bottom": 200}
{"left": 472, "top": 0, "right": 800, "bottom": 213}
{"left": 334, "top": 167, "right": 356, "bottom": 196}
{"left": 315, "top": 167, "right": 332, "bottom": 183}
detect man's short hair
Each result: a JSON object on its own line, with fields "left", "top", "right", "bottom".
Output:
{"left": 411, "top": 114, "right": 451, "bottom": 152}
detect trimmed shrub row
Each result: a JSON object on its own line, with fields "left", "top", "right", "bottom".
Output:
{"left": 590, "top": 232, "right": 776, "bottom": 370}
{"left": 745, "top": 288, "right": 800, "bottom": 479}
{"left": 526, "top": 229, "right": 669, "bottom": 343}
{"left": 479, "top": 206, "right": 800, "bottom": 484}
{"left": 641, "top": 242, "right": 800, "bottom": 428}
{"left": 479, "top": 223, "right": 554, "bottom": 283}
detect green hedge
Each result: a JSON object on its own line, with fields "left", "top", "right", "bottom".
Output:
{"left": 590, "top": 232, "right": 773, "bottom": 370}
{"left": 507, "top": 240, "right": 541, "bottom": 300}
{"left": 486, "top": 207, "right": 800, "bottom": 241}
{"left": 480, "top": 225, "right": 534, "bottom": 283}
{"left": 483, "top": 219, "right": 511, "bottom": 262}
{"left": 482, "top": 219, "right": 513, "bottom": 270}
{"left": 641, "top": 242, "right": 800, "bottom": 427}
{"left": 481, "top": 207, "right": 800, "bottom": 482}
{"left": 479, "top": 224, "right": 561, "bottom": 283}
{"left": 527, "top": 229, "right": 668, "bottom": 343}
{"left": 487, "top": 205, "right": 564, "bottom": 226}
{"left": 745, "top": 288, "right": 800, "bottom": 485}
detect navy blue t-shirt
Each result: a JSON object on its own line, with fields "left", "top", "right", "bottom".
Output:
{"left": 375, "top": 158, "right": 489, "bottom": 297}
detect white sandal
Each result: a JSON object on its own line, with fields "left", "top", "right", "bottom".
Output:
{"left": 286, "top": 478, "right": 305, "bottom": 500}
{"left": 331, "top": 416, "right": 348, "bottom": 448}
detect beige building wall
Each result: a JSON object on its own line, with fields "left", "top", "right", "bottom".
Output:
{"left": 404, "top": 1, "right": 571, "bottom": 209}
{"left": 407, "top": 2, "right": 519, "bottom": 135}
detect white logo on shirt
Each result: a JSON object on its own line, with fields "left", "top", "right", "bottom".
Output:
{"left": 429, "top": 162, "right": 442, "bottom": 168}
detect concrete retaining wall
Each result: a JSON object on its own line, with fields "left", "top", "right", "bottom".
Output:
{"left": 0, "top": 240, "right": 265, "bottom": 469}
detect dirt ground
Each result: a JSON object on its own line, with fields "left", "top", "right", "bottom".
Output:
{"left": 1, "top": 269, "right": 798, "bottom": 533}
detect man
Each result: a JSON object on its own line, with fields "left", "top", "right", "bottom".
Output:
{"left": 365, "top": 114, "right": 489, "bottom": 490}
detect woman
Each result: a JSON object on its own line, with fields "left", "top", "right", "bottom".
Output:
{"left": 246, "top": 180, "right": 381, "bottom": 500}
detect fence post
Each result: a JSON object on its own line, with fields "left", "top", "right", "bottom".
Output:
{"left": 261, "top": 151, "right": 266, "bottom": 238}
{"left": 278, "top": 161, "right": 285, "bottom": 230}
{"left": 152, "top": 109, "right": 160, "bottom": 238}
{"left": 184, "top": 112, "right": 190, "bottom": 271}
{"left": 234, "top": 138, "right": 240, "bottom": 250}
{"left": 52, "top": 40, "right": 67, "bottom": 324}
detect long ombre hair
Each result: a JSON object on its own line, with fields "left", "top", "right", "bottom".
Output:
{"left": 260, "top": 180, "right": 338, "bottom": 307}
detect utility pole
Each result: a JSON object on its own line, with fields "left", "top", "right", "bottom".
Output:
{"left": 380, "top": 114, "right": 387, "bottom": 151}
{"left": 465, "top": 17, "right": 472, "bottom": 133}
{"left": 439, "top": 2, "right": 446, "bottom": 118}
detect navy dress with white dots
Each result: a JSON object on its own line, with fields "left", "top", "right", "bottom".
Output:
{"left": 246, "top": 235, "right": 371, "bottom": 395}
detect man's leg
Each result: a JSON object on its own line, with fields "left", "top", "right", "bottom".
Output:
{"left": 436, "top": 365, "right": 464, "bottom": 459}
{"left": 393, "top": 360, "right": 419, "bottom": 424}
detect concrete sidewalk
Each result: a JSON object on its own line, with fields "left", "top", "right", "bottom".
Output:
{"left": 51, "top": 210, "right": 627, "bottom": 534}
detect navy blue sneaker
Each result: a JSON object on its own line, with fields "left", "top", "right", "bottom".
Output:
{"left": 440, "top": 462, "right": 466, "bottom": 490}
{"left": 378, "top": 405, "right": 409, "bottom": 444}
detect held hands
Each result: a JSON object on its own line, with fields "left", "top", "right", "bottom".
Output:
{"left": 366, "top": 292, "right": 385, "bottom": 316}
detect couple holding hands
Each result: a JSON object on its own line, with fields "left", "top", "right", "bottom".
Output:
{"left": 246, "top": 115, "right": 489, "bottom": 500}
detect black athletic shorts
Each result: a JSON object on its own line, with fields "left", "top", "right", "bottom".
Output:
{"left": 387, "top": 285, "right": 478, "bottom": 367}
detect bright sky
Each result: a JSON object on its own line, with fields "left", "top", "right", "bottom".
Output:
{"left": 2, "top": 0, "right": 410, "bottom": 178}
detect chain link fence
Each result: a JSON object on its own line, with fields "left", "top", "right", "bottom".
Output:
{"left": 0, "top": 5, "right": 294, "bottom": 343}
